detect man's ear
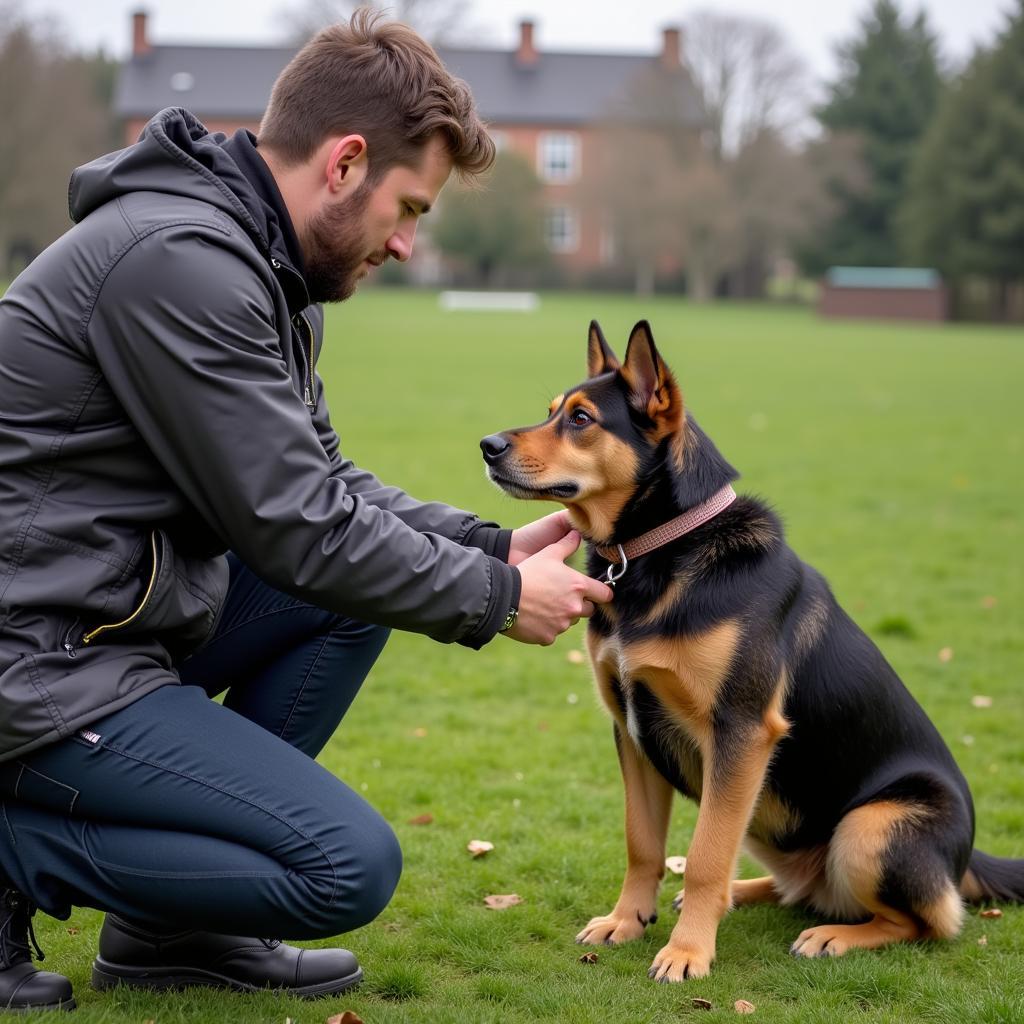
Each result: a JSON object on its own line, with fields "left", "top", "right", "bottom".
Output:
{"left": 587, "top": 320, "right": 621, "bottom": 377}
{"left": 324, "top": 134, "right": 368, "bottom": 196}
{"left": 621, "top": 320, "right": 682, "bottom": 425}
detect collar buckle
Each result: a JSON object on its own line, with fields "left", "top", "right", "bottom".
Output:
{"left": 604, "top": 545, "right": 628, "bottom": 588}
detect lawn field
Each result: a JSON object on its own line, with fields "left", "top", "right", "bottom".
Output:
{"left": 31, "top": 291, "right": 1024, "bottom": 1022}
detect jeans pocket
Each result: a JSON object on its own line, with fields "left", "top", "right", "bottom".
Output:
{"left": 4, "top": 762, "right": 80, "bottom": 815}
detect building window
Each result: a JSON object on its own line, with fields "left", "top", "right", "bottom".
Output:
{"left": 538, "top": 132, "right": 580, "bottom": 183}
{"left": 545, "top": 205, "right": 580, "bottom": 254}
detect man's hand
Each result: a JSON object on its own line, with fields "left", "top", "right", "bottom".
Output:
{"left": 507, "top": 510, "right": 574, "bottom": 567}
{"left": 504, "top": 531, "right": 614, "bottom": 646}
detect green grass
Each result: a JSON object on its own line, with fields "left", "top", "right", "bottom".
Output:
{"left": 33, "top": 291, "right": 1024, "bottom": 1022}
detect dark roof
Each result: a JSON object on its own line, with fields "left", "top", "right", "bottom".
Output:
{"left": 115, "top": 43, "right": 703, "bottom": 128}
{"left": 115, "top": 45, "right": 297, "bottom": 120}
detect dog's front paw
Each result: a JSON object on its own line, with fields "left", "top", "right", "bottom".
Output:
{"left": 647, "top": 941, "right": 713, "bottom": 982}
{"left": 575, "top": 909, "right": 653, "bottom": 946}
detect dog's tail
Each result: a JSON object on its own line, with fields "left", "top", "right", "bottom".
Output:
{"left": 961, "top": 849, "right": 1024, "bottom": 903}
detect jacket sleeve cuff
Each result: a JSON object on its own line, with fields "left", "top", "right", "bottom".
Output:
{"left": 458, "top": 560, "right": 521, "bottom": 650}
{"left": 461, "top": 522, "right": 513, "bottom": 562}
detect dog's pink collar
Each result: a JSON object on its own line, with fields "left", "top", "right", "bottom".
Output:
{"left": 595, "top": 484, "right": 738, "bottom": 575}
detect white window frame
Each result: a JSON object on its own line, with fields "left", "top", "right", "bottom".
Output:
{"left": 545, "top": 204, "right": 580, "bottom": 254}
{"left": 538, "top": 131, "right": 580, "bottom": 183}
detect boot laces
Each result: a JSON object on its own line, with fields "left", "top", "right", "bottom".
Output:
{"left": 0, "top": 892, "right": 45, "bottom": 967}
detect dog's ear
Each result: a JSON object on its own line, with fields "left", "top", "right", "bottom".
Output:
{"left": 587, "top": 320, "right": 620, "bottom": 377}
{"left": 621, "top": 321, "right": 682, "bottom": 425}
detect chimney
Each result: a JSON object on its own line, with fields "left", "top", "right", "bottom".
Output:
{"left": 660, "top": 26, "right": 681, "bottom": 70}
{"left": 516, "top": 19, "right": 539, "bottom": 67}
{"left": 132, "top": 10, "right": 151, "bottom": 58}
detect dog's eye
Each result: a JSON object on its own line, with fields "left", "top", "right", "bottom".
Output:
{"left": 568, "top": 409, "right": 593, "bottom": 427}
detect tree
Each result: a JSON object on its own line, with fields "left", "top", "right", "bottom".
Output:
{"left": 0, "top": 4, "right": 114, "bottom": 274}
{"left": 431, "top": 152, "right": 549, "bottom": 286}
{"left": 585, "top": 92, "right": 696, "bottom": 296}
{"left": 587, "top": 13, "right": 813, "bottom": 299}
{"left": 682, "top": 9, "right": 809, "bottom": 162}
{"left": 900, "top": 1, "right": 1024, "bottom": 318}
{"left": 806, "top": 0, "right": 943, "bottom": 270}
{"left": 726, "top": 129, "right": 828, "bottom": 298}
{"left": 278, "top": 0, "right": 483, "bottom": 45}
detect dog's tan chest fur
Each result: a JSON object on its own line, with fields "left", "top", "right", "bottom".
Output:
{"left": 587, "top": 620, "right": 741, "bottom": 757}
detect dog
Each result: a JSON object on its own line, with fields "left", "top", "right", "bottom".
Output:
{"left": 480, "top": 320, "right": 1023, "bottom": 982}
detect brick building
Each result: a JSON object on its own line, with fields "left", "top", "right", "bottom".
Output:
{"left": 115, "top": 11, "right": 702, "bottom": 278}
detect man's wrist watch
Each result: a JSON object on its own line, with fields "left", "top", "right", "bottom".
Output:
{"left": 499, "top": 605, "right": 519, "bottom": 633}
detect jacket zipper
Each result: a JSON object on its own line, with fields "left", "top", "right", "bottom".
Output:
{"left": 64, "top": 532, "right": 160, "bottom": 657}
{"left": 269, "top": 256, "right": 316, "bottom": 410}
{"left": 296, "top": 312, "right": 316, "bottom": 410}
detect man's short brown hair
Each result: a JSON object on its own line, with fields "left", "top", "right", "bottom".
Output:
{"left": 259, "top": 8, "right": 495, "bottom": 183}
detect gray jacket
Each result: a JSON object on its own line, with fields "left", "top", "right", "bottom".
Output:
{"left": 0, "top": 108, "right": 518, "bottom": 762}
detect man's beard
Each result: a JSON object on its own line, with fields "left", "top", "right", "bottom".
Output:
{"left": 301, "top": 181, "right": 388, "bottom": 304}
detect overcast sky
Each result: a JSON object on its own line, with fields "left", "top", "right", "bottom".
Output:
{"left": 25, "top": 0, "right": 1015, "bottom": 84}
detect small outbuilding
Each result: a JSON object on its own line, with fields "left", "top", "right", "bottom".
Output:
{"left": 819, "top": 267, "right": 948, "bottom": 322}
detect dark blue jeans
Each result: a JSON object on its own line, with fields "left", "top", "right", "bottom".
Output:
{"left": 0, "top": 555, "right": 398, "bottom": 940}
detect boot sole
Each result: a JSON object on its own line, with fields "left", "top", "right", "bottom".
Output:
{"left": 91, "top": 957, "right": 362, "bottom": 999}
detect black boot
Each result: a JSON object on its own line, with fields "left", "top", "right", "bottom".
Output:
{"left": 0, "top": 890, "right": 75, "bottom": 1013}
{"left": 92, "top": 915, "right": 362, "bottom": 998}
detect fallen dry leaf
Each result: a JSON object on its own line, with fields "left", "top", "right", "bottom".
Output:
{"left": 981, "top": 595, "right": 997, "bottom": 609}
{"left": 484, "top": 893, "right": 523, "bottom": 910}
{"left": 938, "top": 647, "right": 954, "bottom": 663}
{"left": 467, "top": 839, "right": 494, "bottom": 858}
{"left": 412, "top": 727, "right": 428, "bottom": 737}
{"left": 980, "top": 908, "right": 1003, "bottom": 919}
{"left": 978, "top": 934, "right": 988, "bottom": 946}
{"left": 567, "top": 649, "right": 586, "bottom": 664}
{"left": 971, "top": 695, "right": 994, "bottom": 708}
{"left": 537, "top": 721, "right": 550, "bottom": 732}
{"left": 407, "top": 813, "right": 434, "bottom": 825}
{"left": 578, "top": 951, "right": 599, "bottom": 964}
{"left": 693, "top": 997, "right": 713, "bottom": 1010}
{"left": 665, "top": 855, "right": 687, "bottom": 875}
{"left": 735, "top": 1000, "right": 756, "bottom": 1014}
{"left": 326, "top": 1013, "right": 364, "bottom": 1024}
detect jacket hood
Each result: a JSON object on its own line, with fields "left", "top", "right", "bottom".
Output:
{"left": 70, "top": 107, "right": 308, "bottom": 311}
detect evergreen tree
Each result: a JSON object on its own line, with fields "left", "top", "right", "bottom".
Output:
{"left": 806, "top": 0, "right": 943, "bottom": 270}
{"left": 900, "top": 1, "right": 1024, "bottom": 317}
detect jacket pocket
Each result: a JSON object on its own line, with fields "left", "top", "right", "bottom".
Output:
{"left": 79, "top": 532, "right": 160, "bottom": 647}
{"left": 69, "top": 530, "right": 227, "bottom": 659}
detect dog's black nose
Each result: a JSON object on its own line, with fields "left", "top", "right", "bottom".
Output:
{"left": 480, "top": 434, "right": 511, "bottom": 465}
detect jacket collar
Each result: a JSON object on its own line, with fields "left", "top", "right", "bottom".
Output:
{"left": 220, "top": 129, "right": 310, "bottom": 318}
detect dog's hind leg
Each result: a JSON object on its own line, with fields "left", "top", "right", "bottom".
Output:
{"left": 576, "top": 722, "right": 674, "bottom": 947}
{"left": 731, "top": 876, "right": 780, "bottom": 907}
{"left": 791, "top": 798, "right": 966, "bottom": 958}
{"left": 673, "top": 875, "right": 779, "bottom": 912}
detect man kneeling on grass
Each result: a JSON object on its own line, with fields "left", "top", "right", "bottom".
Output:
{"left": 0, "top": 9, "right": 612, "bottom": 1012}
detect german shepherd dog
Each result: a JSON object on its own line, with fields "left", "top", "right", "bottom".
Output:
{"left": 480, "top": 320, "right": 1024, "bottom": 982}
